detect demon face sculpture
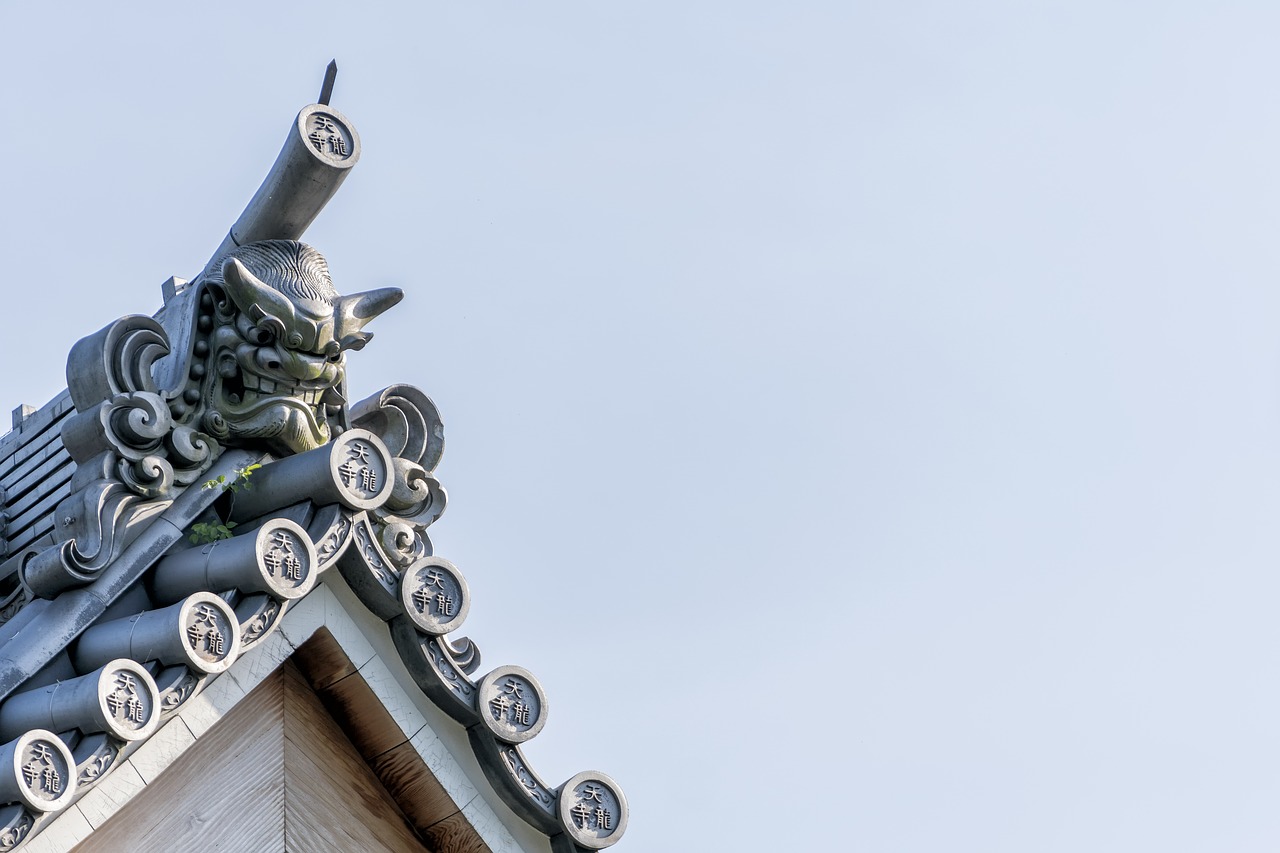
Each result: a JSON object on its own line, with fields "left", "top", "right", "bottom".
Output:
{"left": 197, "top": 240, "right": 401, "bottom": 455}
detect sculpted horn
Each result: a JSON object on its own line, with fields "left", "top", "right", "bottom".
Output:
{"left": 336, "top": 287, "right": 403, "bottom": 350}
{"left": 220, "top": 257, "right": 299, "bottom": 334}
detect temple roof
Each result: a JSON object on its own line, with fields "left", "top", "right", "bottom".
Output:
{"left": 0, "top": 89, "right": 626, "bottom": 852}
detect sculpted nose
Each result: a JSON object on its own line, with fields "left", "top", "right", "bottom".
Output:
{"left": 254, "top": 348, "right": 325, "bottom": 381}
{"left": 280, "top": 351, "right": 327, "bottom": 382}
{"left": 255, "top": 347, "right": 285, "bottom": 373}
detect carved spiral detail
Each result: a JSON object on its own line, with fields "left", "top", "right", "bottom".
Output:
{"left": 117, "top": 454, "right": 175, "bottom": 499}
{"left": 162, "top": 676, "right": 198, "bottom": 709}
{"left": 425, "top": 636, "right": 476, "bottom": 698}
{"left": 379, "top": 520, "right": 427, "bottom": 568}
{"left": 76, "top": 737, "right": 124, "bottom": 785}
{"left": 167, "top": 425, "right": 217, "bottom": 470}
{"left": 312, "top": 508, "right": 353, "bottom": 570}
{"left": 202, "top": 409, "right": 230, "bottom": 440}
{"left": 106, "top": 393, "right": 171, "bottom": 456}
{"left": 501, "top": 747, "right": 556, "bottom": 809}
{"left": 240, "top": 598, "right": 282, "bottom": 646}
{"left": 351, "top": 384, "right": 445, "bottom": 472}
{"left": 353, "top": 517, "right": 397, "bottom": 588}
{"left": 0, "top": 810, "right": 33, "bottom": 851}
{"left": 376, "top": 457, "right": 446, "bottom": 533}
{"left": 104, "top": 316, "right": 169, "bottom": 396}
{"left": 386, "top": 458, "right": 431, "bottom": 513}
{"left": 19, "top": 281, "right": 628, "bottom": 849}
{"left": 444, "top": 635, "right": 482, "bottom": 675}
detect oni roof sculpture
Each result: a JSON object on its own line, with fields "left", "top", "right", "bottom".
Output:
{"left": 0, "top": 68, "right": 626, "bottom": 851}
{"left": 203, "top": 240, "right": 403, "bottom": 455}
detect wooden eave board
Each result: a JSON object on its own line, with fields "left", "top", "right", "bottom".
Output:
{"left": 72, "top": 660, "right": 433, "bottom": 852}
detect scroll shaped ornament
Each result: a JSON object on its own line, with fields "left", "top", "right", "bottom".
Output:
{"left": 27, "top": 316, "right": 222, "bottom": 598}
{"left": 390, "top": 618, "right": 483, "bottom": 726}
{"left": 0, "top": 807, "right": 33, "bottom": 851}
{"left": 502, "top": 745, "right": 558, "bottom": 815}
{"left": 67, "top": 314, "right": 169, "bottom": 405}
{"left": 308, "top": 504, "right": 353, "bottom": 574}
{"left": 236, "top": 595, "right": 285, "bottom": 649}
{"left": 62, "top": 315, "right": 221, "bottom": 498}
{"left": 23, "top": 469, "right": 155, "bottom": 599}
{"left": 351, "top": 384, "right": 445, "bottom": 474}
{"left": 73, "top": 733, "right": 125, "bottom": 789}
{"left": 335, "top": 512, "right": 404, "bottom": 619}
{"left": 352, "top": 385, "right": 448, "bottom": 569}
{"left": 467, "top": 729, "right": 561, "bottom": 834}
{"left": 153, "top": 665, "right": 203, "bottom": 720}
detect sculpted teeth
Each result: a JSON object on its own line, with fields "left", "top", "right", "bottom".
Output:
{"left": 240, "top": 373, "right": 277, "bottom": 394}
{"left": 233, "top": 372, "right": 323, "bottom": 406}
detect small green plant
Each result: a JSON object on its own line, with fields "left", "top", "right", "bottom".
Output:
{"left": 189, "top": 520, "right": 237, "bottom": 544}
{"left": 189, "top": 463, "right": 262, "bottom": 544}
{"left": 201, "top": 463, "right": 262, "bottom": 494}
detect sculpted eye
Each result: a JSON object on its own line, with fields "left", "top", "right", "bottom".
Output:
{"left": 250, "top": 326, "right": 275, "bottom": 346}
{"left": 324, "top": 341, "right": 343, "bottom": 363}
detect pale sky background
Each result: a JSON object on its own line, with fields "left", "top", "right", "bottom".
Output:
{"left": 4, "top": 3, "right": 1280, "bottom": 851}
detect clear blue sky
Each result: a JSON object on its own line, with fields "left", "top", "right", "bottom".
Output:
{"left": 6, "top": 3, "right": 1280, "bottom": 850}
